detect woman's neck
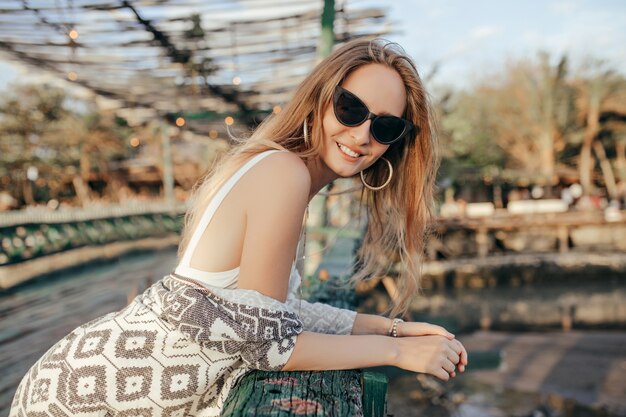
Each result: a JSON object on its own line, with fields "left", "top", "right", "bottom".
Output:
{"left": 305, "top": 157, "right": 339, "bottom": 202}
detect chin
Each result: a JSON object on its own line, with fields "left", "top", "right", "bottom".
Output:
{"left": 334, "top": 171, "right": 355, "bottom": 179}
{"left": 329, "top": 162, "right": 360, "bottom": 178}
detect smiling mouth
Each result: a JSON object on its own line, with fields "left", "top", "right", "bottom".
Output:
{"left": 336, "top": 142, "right": 362, "bottom": 158}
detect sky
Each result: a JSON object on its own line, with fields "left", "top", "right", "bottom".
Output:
{"left": 1, "top": 0, "right": 625, "bottom": 92}
{"left": 381, "top": 0, "right": 626, "bottom": 88}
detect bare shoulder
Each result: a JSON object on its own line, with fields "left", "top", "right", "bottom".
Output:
{"left": 236, "top": 151, "right": 310, "bottom": 301}
{"left": 240, "top": 151, "right": 311, "bottom": 201}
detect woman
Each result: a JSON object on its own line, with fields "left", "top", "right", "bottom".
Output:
{"left": 10, "top": 38, "right": 468, "bottom": 416}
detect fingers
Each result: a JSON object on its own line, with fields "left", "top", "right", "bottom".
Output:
{"left": 445, "top": 345, "right": 460, "bottom": 366}
{"left": 461, "top": 343, "right": 468, "bottom": 367}
{"left": 433, "top": 368, "right": 450, "bottom": 381}
{"left": 443, "top": 340, "right": 466, "bottom": 377}
{"left": 442, "top": 358, "right": 456, "bottom": 374}
{"left": 453, "top": 339, "right": 469, "bottom": 370}
{"left": 400, "top": 331, "right": 467, "bottom": 381}
{"left": 433, "top": 359, "right": 456, "bottom": 381}
{"left": 408, "top": 322, "right": 455, "bottom": 339}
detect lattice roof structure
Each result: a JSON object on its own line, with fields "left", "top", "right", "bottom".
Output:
{"left": 0, "top": 0, "right": 393, "bottom": 136}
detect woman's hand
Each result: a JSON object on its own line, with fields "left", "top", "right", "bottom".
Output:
{"left": 391, "top": 334, "right": 467, "bottom": 381}
{"left": 394, "top": 321, "right": 468, "bottom": 377}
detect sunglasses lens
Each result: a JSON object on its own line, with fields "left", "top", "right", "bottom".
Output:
{"left": 372, "top": 116, "right": 407, "bottom": 144}
{"left": 335, "top": 91, "right": 368, "bottom": 125}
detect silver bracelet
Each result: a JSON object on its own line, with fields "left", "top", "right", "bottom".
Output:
{"left": 387, "top": 318, "right": 403, "bottom": 337}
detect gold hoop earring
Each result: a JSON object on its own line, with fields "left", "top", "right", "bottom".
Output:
{"left": 360, "top": 157, "right": 393, "bottom": 191}
{"left": 303, "top": 119, "right": 310, "bottom": 146}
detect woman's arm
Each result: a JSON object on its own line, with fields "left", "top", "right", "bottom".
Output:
{"left": 286, "top": 298, "right": 357, "bottom": 334}
{"left": 351, "top": 313, "right": 392, "bottom": 335}
{"left": 352, "top": 314, "right": 457, "bottom": 338}
{"left": 281, "top": 331, "right": 463, "bottom": 381}
{"left": 351, "top": 314, "right": 467, "bottom": 373}
{"left": 281, "top": 332, "right": 396, "bottom": 371}
{"left": 287, "top": 270, "right": 467, "bottom": 377}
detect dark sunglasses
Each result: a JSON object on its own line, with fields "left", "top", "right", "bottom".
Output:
{"left": 333, "top": 85, "right": 417, "bottom": 145}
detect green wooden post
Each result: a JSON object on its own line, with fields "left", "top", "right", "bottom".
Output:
{"left": 221, "top": 370, "right": 365, "bottom": 416}
{"left": 318, "top": 0, "right": 335, "bottom": 59}
{"left": 361, "top": 372, "right": 388, "bottom": 417}
{"left": 221, "top": 369, "right": 388, "bottom": 416}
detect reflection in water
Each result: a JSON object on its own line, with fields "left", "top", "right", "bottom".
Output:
{"left": 361, "top": 272, "right": 626, "bottom": 332}
{"left": 388, "top": 374, "right": 623, "bottom": 417}
{"left": 421, "top": 278, "right": 626, "bottom": 332}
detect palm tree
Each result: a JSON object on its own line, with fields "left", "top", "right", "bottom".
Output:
{"left": 440, "top": 52, "right": 575, "bottom": 191}
{"left": 575, "top": 61, "right": 626, "bottom": 198}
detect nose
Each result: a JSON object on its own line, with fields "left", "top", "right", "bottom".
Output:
{"left": 350, "top": 119, "right": 372, "bottom": 146}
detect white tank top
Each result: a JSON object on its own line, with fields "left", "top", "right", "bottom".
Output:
{"left": 174, "top": 149, "right": 298, "bottom": 289}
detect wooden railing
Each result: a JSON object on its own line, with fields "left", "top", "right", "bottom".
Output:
{"left": 221, "top": 370, "right": 388, "bottom": 417}
{"left": 430, "top": 210, "right": 626, "bottom": 258}
{"left": 0, "top": 204, "right": 186, "bottom": 266}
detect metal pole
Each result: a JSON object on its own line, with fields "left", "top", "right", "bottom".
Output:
{"left": 306, "top": 0, "right": 335, "bottom": 279}
{"left": 161, "top": 123, "right": 175, "bottom": 207}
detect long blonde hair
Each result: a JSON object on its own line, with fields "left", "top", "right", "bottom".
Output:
{"left": 179, "top": 38, "right": 439, "bottom": 318}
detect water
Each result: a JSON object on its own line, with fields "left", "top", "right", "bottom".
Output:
{"left": 388, "top": 375, "right": 624, "bottom": 417}
{"left": 359, "top": 265, "right": 626, "bottom": 415}
{"left": 361, "top": 271, "right": 626, "bottom": 332}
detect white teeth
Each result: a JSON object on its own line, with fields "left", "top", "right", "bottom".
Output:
{"left": 337, "top": 143, "right": 360, "bottom": 158}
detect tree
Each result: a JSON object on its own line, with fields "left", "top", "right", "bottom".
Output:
{"left": 440, "top": 54, "right": 626, "bottom": 204}
{"left": 574, "top": 61, "right": 626, "bottom": 197}
{"left": 440, "top": 52, "right": 578, "bottom": 193}
{"left": 0, "top": 83, "right": 132, "bottom": 208}
{"left": 0, "top": 84, "right": 69, "bottom": 205}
